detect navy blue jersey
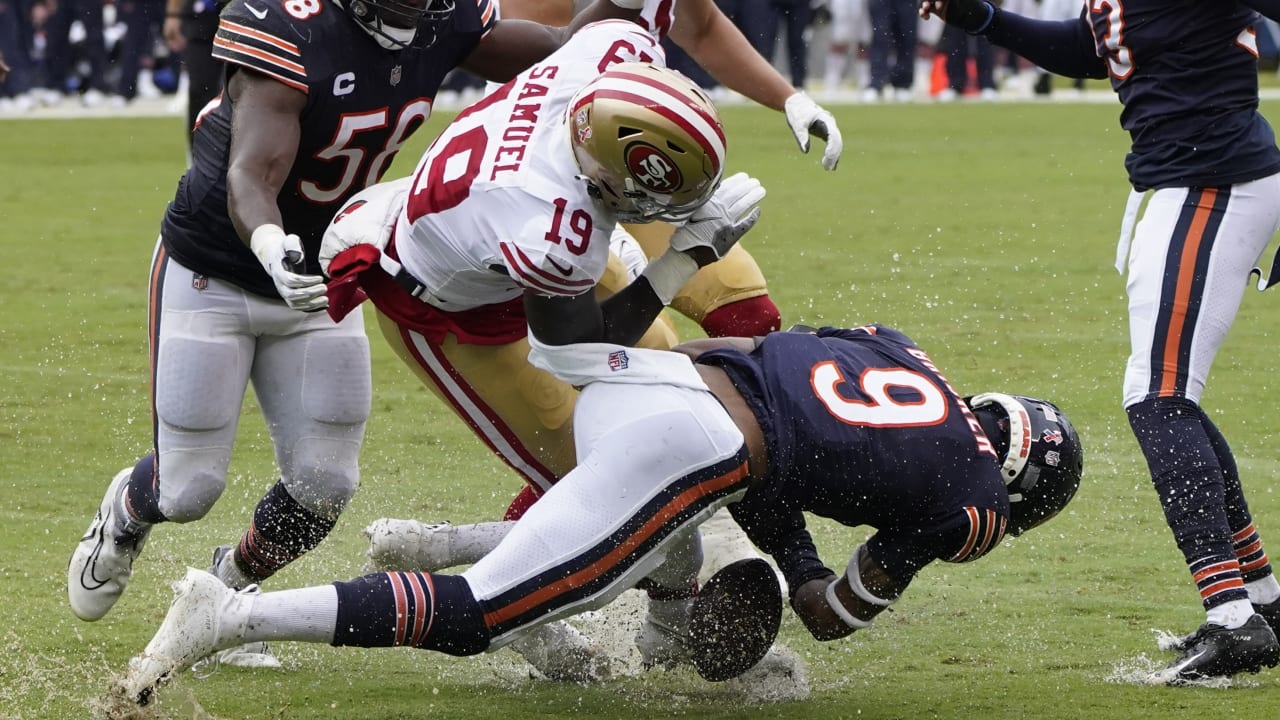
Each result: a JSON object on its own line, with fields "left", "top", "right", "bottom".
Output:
{"left": 988, "top": 2, "right": 1280, "bottom": 191}
{"left": 1094, "top": 1, "right": 1280, "bottom": 190}
{"left": 162, "top": 0, "right": 494, "bottom": 298}
{"left": 696, "top": 326, "right": 1010, "bottom": 584}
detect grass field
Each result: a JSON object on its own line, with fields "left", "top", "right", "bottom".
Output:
{"left": 3, "top": 98, "right": 1280, "bottom": 719}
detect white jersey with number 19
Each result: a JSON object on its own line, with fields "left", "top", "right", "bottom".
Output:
{"left": 393, "top": 21, "right": 666, "bottom": 311}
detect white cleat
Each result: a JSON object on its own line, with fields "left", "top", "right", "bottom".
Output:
{"left": 364, "top": 518, "right": 457, "bottom": 572}
{"left": 635, "top": 597, "right": 694, "bottom": 671}
{"left": 203, "top": 546, "right": 282, "bottom": 669}
{"left": 124, "top": 568, "right": 252, "bottom": 706}
{"left": 68, "top": 468, "right": 151, "bottom": 621}
{"left": 509, "top": 621, "right": 613, "bottom": 683}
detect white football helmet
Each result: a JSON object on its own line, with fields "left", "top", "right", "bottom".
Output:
{"left": 567, "top": 63, "right": 727, "bottom": 224}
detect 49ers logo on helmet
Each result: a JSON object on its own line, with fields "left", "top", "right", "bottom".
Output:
{"left": 625, "top": 142, "right": 682, "bottom": 194}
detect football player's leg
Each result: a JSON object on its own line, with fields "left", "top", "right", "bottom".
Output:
{"left": 626, "top": 222, "right": 781, "bottom": 338}
{"left": 216, "top": 306, "right": 371, "bottom": 589}
{"left": 377, "top": 312, "right": 577, "bottom": 488}
{"left": 464, "top": 382, "right": 750, "bottom": 654}
{"left": 69, "top": 250, "right": 252, "bottom": 621}
{"left": 1124, "top": 181, "right": 1280, "bottom": 678}
{"left": 1200, "top": 409, "right": 1280, "bottom": 622}
{"left": 129, "top": 382, "right": 750, "bottom": 703}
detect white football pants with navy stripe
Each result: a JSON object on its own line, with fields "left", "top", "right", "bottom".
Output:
{"left": 1121, "top": 173, "right": 1280, "bottom": 408}
{"left": 460, "top": 381, "right": 749, "bottom": 649}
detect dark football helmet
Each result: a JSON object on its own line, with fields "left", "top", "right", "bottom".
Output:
{"left": 338, "top": 0, "right": 455, "bottom": 51}
{"left": 966, "top": 393, "right": 1083, "bottom": 536}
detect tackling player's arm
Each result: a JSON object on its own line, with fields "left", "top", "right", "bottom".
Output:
{"left": 225, "top": 69, "right": 305, "bottom": 243}
{"left": 523, "top": 279, "right": 668, "bottom": 347}
{"left": 790, "top": 544, "right": 912, "bottom": 641}
{"left": 920, "top": 0, "right": 1106, "bottom": 79}
{"left": 462, "top": 0, "right": 642, "bottom": 82}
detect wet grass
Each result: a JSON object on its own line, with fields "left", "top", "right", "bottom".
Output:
{"left": 2, "top": 100, "right": 1279, "bottom": 718}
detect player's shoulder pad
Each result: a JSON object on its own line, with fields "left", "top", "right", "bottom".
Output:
{"left": 215, "top": 0, "right": 323, "bottom": 92}
{"left": 565, "top": 19, "right": 664, "bottom": 64}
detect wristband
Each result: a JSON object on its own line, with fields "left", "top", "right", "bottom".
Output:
{"left": 608, "top": 0, "right": 645, "bottom": 7}
{"left": 640, "top": 249, "right": 699, "bottom": 305}
{"left": 845, "top": 544, "right": 896, "bottom": 607}
{"left": 969, "top": 2, "right": 996, "bottom": 35}
{"left": 824, "top": 580, "right": 872, "bottom": 629}
{"left": 249, "top": 223, "right": 287, "bottom": 269}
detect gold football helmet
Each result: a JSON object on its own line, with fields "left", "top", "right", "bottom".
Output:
{"left": 567, "top": 63, "right": 726, "bottom": 224}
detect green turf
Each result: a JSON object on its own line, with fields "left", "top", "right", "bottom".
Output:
{"left": 2, "top": 100, "right": 1279, "bottom": 719}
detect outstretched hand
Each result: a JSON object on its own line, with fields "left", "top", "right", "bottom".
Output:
{"left": 920, "top": 0, "right": 994, "bottom": 33}
{"left": 784, "top": 93, "right": 843, "bottom": 171}
{"left": 669, "top": 172, "right": 766, "bottom": 267}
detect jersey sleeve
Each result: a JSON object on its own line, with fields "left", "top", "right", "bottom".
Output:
{"left": 213, "top": 1, "right": 311, "bottom": 93}
{"left": 496, "top": 203, "right": 610, "bottom": 298}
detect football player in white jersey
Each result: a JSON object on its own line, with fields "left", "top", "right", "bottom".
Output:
{"left": 317, "top": 20, "right": 766, "bottom": 674}
{"left": 444, "top": 0, "right": 843, "bottom": 579}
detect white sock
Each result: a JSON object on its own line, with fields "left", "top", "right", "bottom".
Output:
{"left": 1246, "top": 576, "right": 1280, "bottom": 606}
{"left": 1207, "top": 598, "right": 1257, "bottom": 629}
{"left": 245, "top": 586, "right": 339, "bottom": 644}
{"left": 212, "top": 548, "right": 257, "bottom": 591}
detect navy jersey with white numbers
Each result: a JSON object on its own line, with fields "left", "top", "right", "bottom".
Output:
{"left": 161, "top": 0, "right": 495, "bottom": 298}
{"left": 1091, "top": 0, "right": 1280, "bottom": 190}
{"left": 696, "top": 326, "right": 1011, "bottom": 581}
{"left": 990, "top": 1, "right": 1280, "bottom": 190}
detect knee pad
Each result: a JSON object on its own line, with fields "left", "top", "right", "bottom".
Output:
{"left": 301, "top": 334, "right": 371, "bottom": 426}
{"left": 155, "top": 447, "right": 229, "bottom": 523}
{"left": 671, "top": 244, "right": 770, "bottom": 324}
{"left": 285, "top": 436, "right": 361, "bottom": 519}
{"left": 155, "top": 335, "right": 245, "bottom": 432}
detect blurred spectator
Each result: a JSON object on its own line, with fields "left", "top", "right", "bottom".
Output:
{"left": 716, "top": 0, "right": 775, "bottom": 63}
{"left": 760, "top": 0, "right": 815, "bottom": 89}
{"left": 935, "top": 24, "right": 996, "bottom": 101}
{"left": 114, "top": 0, "right": 164, "bottom": 103}
{"left": 0, "top": 0, "right": 37, "bottom": 110}
{"left": 43, "top": 0, "right": 114, "bottom": 104}
{"left": 865, "top": 0, "right": 917, "bottom": 100}
{"left": 163, "top": 0, "right": 223, "bottom": 146}
{"left": 820, "top": 0, "right": 871, "bottom": 95}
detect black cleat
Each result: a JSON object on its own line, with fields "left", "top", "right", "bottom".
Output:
{"left": 1254, "top": 598, "right": 1280, "bottom": 634}
{"left": 1169, "top": 599, "right": 1280, "bottom": 653}
{"left": 1162, "top": 614, "right": 1279, "bottom": 684}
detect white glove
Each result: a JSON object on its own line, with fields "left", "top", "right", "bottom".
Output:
{"left": 668, "top": 172, "right": 766, "bottom": 262}
{"left": 784, "top": 92, "right": 843, "bottom": 171}
{"left": 319, "top": 178, "right": 412, "bottom": 277}
{"left": 250, "top": 224, "right": 328, "bottom": 312}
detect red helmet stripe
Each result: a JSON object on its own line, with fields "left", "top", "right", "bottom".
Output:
{"left": 605, "top": 69, "right": 725, "bottom": 146}
{"left": 589, "top": 88, "right": 724, "bottom": 176}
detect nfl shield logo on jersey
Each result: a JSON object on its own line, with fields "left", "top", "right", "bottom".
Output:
{"left": 607, "top": 350, "right": 629, "bottom": 372}
{"left": 192, "top": 273, "right": 208, "bottom": 291}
